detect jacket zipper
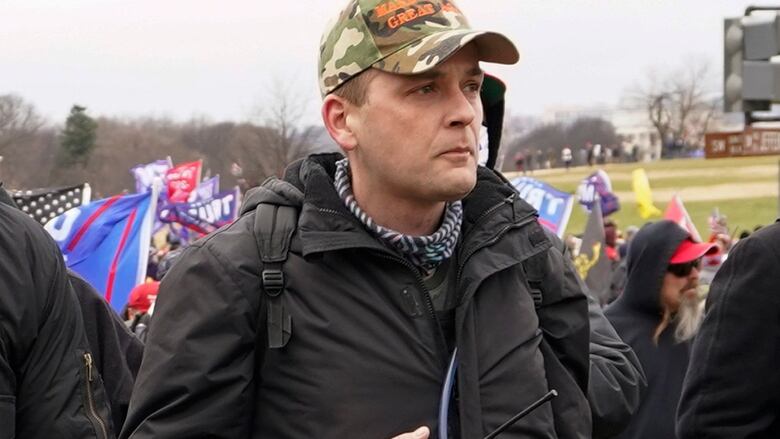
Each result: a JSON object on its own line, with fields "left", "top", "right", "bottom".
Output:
{"left": 82, "top": 352, "right": 108, "bottom": 439}
{"left": 373, "top": 251, "right": 450, "bottom": 369}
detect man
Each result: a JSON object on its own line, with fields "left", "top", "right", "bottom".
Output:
{"left": 605, "top": 220, "right": 717, "bottom": 439}
{"left": 0, "top": 184, "right": 115, "bottom": 438}
{"left": 122, "top": 1, "right": 591, "bottom": 438}
{"left": 561, "top": 146, "right": 573, "bottom": 170}
{"left": 677, "top": 220, "right": 780, "bottom": 438}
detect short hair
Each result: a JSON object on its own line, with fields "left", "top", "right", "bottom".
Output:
{"left": 331, "top": 68, "right": 376, "bottom": 106}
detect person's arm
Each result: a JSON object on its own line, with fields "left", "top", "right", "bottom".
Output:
{"left": 677, "top": 235, "right": 780, "bottom": 438}
{"left": 120, "top": 240, "right": 259, "bottom": 438}
{"left": 531, "top": 234, "right": 592, "bottom": 438}
{"left": 586, "top": 293, "right": 646, "bottom": 438}
{"left": 555, "top": 233, "right": 646, "bottom": 438}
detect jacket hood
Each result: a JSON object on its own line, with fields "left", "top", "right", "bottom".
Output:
{"left": 614, "top": 220, "right": 689, "bottom": 315}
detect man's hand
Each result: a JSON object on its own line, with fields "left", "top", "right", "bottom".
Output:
{"left": 391, "top": 426, "right": 430, "bottom": 438}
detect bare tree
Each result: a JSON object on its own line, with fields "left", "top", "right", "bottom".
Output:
{"left": 625, "top": 59, "right": 719, "bottom": 157}
{"left": 0, "top": 94, "right": 44, "bottom": 154}
{"left": 239, "top": 78, "right": 334, "bottom": 183}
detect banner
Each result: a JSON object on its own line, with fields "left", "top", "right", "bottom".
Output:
{"left": 576, "top": 170, "right": 620, "bottom": 216}
{"left": 44, "top": 188, "right": 159, "bottom": 312}
{"left": 159, "top": 187, "right": 240, "bottom": 235}
{"left": 166, "top": 160, "right": 202, "bottom": 203}
{"left": 511, "top": 176, "right": 574, "bottom": 238}
{"left": 131, "top": 158, "right": 172, "bottom": 193}
{"left": 11, "top": 183, "right": 92, "bottom": 225}
{"left": 574, "top": 198, "right": 611, "bottom": 304}
{"left": 665, "top": 194, "right": 702, "bottom": 242}
{"left": 631, "top": 168, "right": 662, "bottom": 219}
{"left": 188, "top": 175, "right": 220, "bottom": 203}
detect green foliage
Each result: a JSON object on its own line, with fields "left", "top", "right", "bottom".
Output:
{"left": 60, "top": 105, "right": 97, "bottom": 166}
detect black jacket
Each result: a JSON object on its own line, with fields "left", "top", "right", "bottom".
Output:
{"left": 122, "top": 154, "right": 591, "bottom": 438}
{"left": 605, "top": 221, "right": 691, "bottom": 439}
{"left": 71, "top": 272, "right": 145, "bottom": 433}
{"left": 677, "top": 220, "right": 780, "bottom": 438}
{"left": 0, "top": 199, "right": 114, "bottom": 438}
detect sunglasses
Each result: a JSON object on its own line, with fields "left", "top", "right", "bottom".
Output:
{"left": 667, "top": 258, "right": 701, "bottom": 277}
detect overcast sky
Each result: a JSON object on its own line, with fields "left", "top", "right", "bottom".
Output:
{"left": 0, "top": 1, "right": 765, "bottom": 125}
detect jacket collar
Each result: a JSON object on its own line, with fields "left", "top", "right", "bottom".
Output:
{"left": 242, "top": 153, "right": 540, "bottom": 258}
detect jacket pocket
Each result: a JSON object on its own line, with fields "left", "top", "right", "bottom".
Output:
{"left": 0, "top": 395, "right": 14, "bottom": 437}
{"left": 77, "top": 351, "right": 113, "bottom": 439}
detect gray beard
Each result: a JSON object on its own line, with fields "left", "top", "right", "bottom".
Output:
{"left": 674, "top": 293, "right": 705, "bottom": 343}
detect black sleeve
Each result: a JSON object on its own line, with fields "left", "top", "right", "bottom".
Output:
{"left": 535, "top": 239, "right": 590, "bottom": 393}
{"left": 120, "top": 240, "right": 259, "bottom": 439}
{"left": 677, "top": 235, "right": 780, "bottom": 438}
{"left": 70, "top": 272, "right": 145, "bottom": 433}
{"left": 553, "top": 234, "right": 647, "bottom": 438}
{"left": 532, "top": 234, "right": 592, "bottom": 438}
{"left": 0, "top": 206, "right": 112, "bottom": 438}
{"left": 586, "top": 293, "right": 646, "bottom": 438}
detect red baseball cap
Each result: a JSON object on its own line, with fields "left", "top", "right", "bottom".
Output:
{"left": 128, "top": 281, "right": 159, "bottom": 313}
{"left": 669, "top": 239, "right": 719, "bottom": 264}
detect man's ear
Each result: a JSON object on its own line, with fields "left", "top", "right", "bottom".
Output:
{"left": 322, "top": 95, "right": 358, "bottom": 152}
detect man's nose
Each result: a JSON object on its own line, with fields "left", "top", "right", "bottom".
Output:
{"left": 445, "top": 89, "right": 477, "bottom": 128}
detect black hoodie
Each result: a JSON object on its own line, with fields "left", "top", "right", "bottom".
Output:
{"left": 605, "top": 220, "right": 690, "bottom": 439}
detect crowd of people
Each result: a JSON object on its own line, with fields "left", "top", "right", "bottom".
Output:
{"left": 2, "top": 1, "right": 779, "bottom": 438}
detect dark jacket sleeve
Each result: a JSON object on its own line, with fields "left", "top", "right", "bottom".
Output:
{"left": 586, "top": 293, "right": 646, "bottom": 438}
{"left": 0, "top": 205, "right": 114, "bottom": 438}
{"left": 120, "top": 233, "right": 260, "bottom": 438}
{"left": 677, "top": 233, "right": 780, "bottom": 438}
{"left": 70, "top": 272, "right": 144, "bottom": 434}
{"left": 553, "top": 234, "right": 646, "bottom": 438}
{"left": 533, "top": 233, "right": 592, "bottom": 438}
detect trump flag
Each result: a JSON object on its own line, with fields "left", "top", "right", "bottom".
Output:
{"left": 511, "top": 176, "right": 574, "bottom": 238}
{"left": 44, "top": 188, "right": 159, "bottom": 312}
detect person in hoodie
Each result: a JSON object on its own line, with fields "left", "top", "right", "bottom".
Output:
{"left": 605, "top": 220, "right": 717, "bottom": 439}
{"left": 121, "top": 1, "right": 593, "bottom": 438}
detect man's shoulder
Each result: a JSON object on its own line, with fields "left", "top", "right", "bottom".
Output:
{"left": 0, "top": 202, "right": 59, "bottom": 262}
{"left": 189, "top": 212, "right": 260, "bottom": 264}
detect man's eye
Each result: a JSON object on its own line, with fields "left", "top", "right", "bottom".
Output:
{"left": 416, "top": 84, "right": 435, "bottom": 94}
{"left": 465, "top": 82, "right": 481, "bottom": 93}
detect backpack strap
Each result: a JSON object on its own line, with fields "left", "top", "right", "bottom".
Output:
{"left": 522, "top": 251, "right": 545, "bottom": 309}
{"left": 521, "top": 222, "right": 552, "bottom": 309}
{"left": 254, "top": 202, "right": 298, "bottom": 349}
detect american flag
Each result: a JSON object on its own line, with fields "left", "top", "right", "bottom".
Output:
{"left": 10, "top": 183, "right": 92, "bottom": 225}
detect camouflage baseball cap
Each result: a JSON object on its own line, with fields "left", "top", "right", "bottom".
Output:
{"left": 318, "top": 0, "right": 519, "bottom": 97}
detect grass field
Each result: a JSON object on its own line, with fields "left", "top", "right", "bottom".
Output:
{"left": 504, "top": 155, "right": 780, "bottom": 237}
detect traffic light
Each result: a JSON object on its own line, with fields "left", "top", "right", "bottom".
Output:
{"left": 723, "top": 12, "right": 780, "bottom": 113}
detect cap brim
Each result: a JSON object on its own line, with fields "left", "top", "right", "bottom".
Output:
{"left": 373, "top": 29, "right": 519, "bottom": 75}
{"left": 669, "top": 239, "right": 719, "bottom": 264}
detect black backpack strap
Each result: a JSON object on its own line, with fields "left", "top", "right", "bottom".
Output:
{"left": 254, "top": 203, "right": 298, "bottom": 349}
{"left": 523, "top": 251, "right": 545, "bottom": 308}
{"left": 521, "top": 222, "right": 552, "bottom": 309}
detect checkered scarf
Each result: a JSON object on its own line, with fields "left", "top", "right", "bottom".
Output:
{"left": 334, "top": 158, "right": 462, "bottom": 273}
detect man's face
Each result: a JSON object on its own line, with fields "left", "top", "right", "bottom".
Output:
{"left": 660, "top": 259, "right": 701, "bottom": 314}
{"left": 346, "top": 44, "right": 484, "bottom": 204}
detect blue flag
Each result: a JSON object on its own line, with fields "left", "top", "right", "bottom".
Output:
{"left": 44, "top": 190, "right": 159, "bottom": 312}
{"left": 511, "top": 176, "right": 574, "bottom": 238}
